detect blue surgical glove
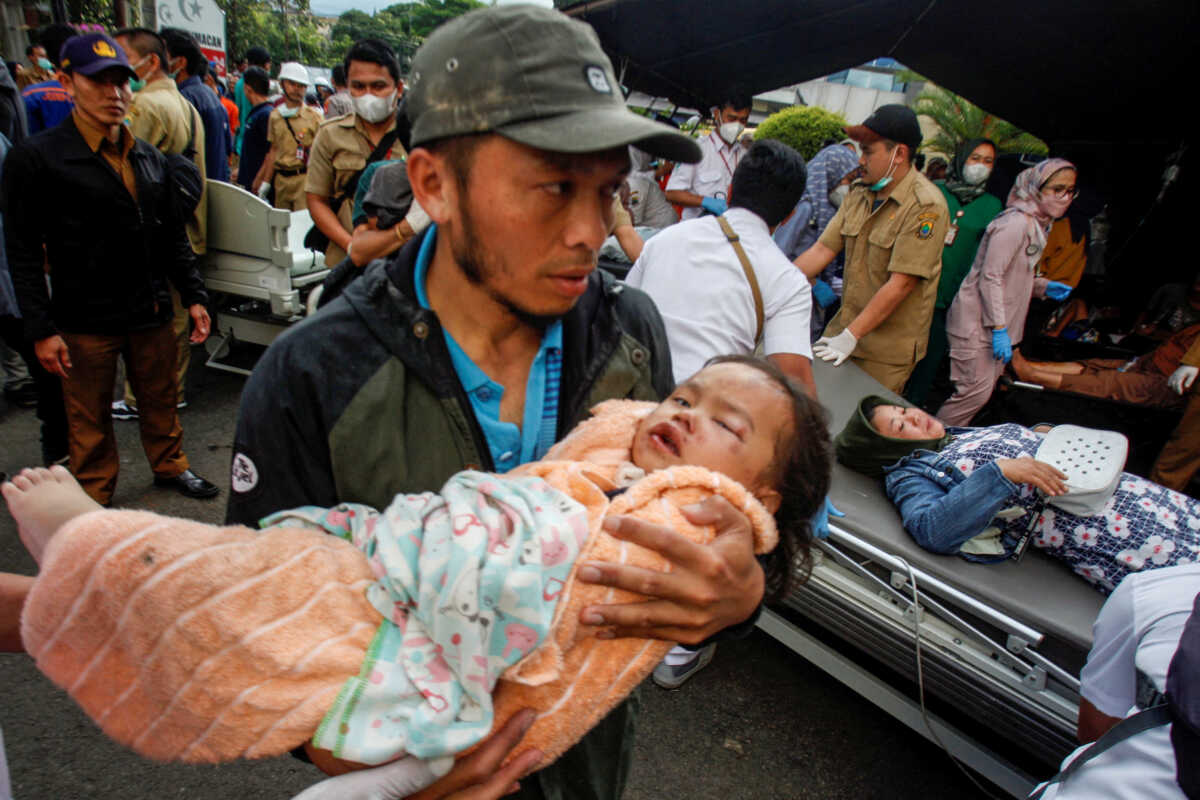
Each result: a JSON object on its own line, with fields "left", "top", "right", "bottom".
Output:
{"left": 991, "top": 327, "right": 1013, "bottom": 363}
{"left": 700, "top": 196, "right": 728, "bottom": 216}
{"left": 1045, "top": 281, "right": 1073, "bottom": 301}
{"left": 812, "top": 279, "right": 837, "bottom": 309}
{"left": 810, "top": 497, "right": 845, "bottom": 540}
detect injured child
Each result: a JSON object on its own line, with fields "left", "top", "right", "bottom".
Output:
{"left": 3, "top": 356, "right": 831, "bottom": 790}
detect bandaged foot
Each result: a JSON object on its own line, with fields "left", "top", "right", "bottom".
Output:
{"left": 2, "top": 466, "right": 101, "bottom": 566}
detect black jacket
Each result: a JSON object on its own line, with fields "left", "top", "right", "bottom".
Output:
{"left": 1, "top": 115, "right": 206, "bottom": 341}
{"left": 226, "top": 229, "right": 674, "bottom": 526}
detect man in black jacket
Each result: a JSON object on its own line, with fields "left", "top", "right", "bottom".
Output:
{"left": 3, "top": 32, "right": 218, "bottom": 505}
{"left": 230, "top": 7, "right": 766, "bottom": 800}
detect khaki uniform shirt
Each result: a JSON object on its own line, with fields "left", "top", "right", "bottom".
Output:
{"left": 268, "top": 105, "right": 322, "bottom": 172}
{"left": 17, "top": 66, "right": 54, "bottom": 90}
{"left": 819, "top": 168, "right": 948, "bottom": 366}
{"left": 305, "top": 111, "right": 401, "bottom": 265}
{"left": 126, "top": 77, "right": 208, "bottom": 254}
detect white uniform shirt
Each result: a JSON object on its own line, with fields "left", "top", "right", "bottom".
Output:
{"left": 1034, "top": 563, "right": 1200, "bottom": 800}
{"left": 665, "top": 132, "right": 745, "bottom": 221}
{"left": 625, "top": 206, "right": 813, "bottom": 384}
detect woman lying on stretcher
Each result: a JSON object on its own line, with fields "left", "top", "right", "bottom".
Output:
{"left": 835, "top": 396, "right": 1199, "bottom": 594}
{"left": 3, "top": 356, "right": 831, "bottom": 794}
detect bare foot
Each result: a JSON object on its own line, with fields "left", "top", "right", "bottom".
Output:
{"left": 2, "top": 466, "right": 102, "bottom": 567}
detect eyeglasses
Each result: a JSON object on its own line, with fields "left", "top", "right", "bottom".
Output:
{"left": 1042, "top": 185, "right": 1079, "bottom": 199}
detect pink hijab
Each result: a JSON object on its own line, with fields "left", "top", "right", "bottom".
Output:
{"left": 1004, "top": 157, "right": 1077, "bottom": 225}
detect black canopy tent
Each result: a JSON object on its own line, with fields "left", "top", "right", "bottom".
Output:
{"left": 558, "top": 0, "right": 1193, "bottom": 146}
{"left": 560, "top": 0, "right": 1197, "bottom": 300}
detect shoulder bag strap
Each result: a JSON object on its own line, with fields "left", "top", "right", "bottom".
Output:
{"left": 716, "top": 214, "right": 764, "bottom": 346}
{"left": 1027, "top": 705, "right": 1172, "bottom": 800}
{"left": 334, "top": 127, "right": 398, "bottom": 214}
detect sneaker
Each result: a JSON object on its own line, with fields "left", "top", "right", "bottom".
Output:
{"left": 111, "top": 400, "right": 139, "bottom": 421}
{"left": 652, "top": 643, "right": 716, "bottom": 689}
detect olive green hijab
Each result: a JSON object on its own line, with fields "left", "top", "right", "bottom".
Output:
{"left": 834, "top": 396, "right": 952, "bottom": 478}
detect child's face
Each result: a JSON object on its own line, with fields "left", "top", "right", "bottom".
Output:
{"left": 631, "top": 362, "right": 791, "bottom": 496}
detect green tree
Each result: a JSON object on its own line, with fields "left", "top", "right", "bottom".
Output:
{"left": 754, "top": 106, "right": 848, "bottom": 160}
{"left": 914, "top": 85, "right": 1047, "bottom": 157}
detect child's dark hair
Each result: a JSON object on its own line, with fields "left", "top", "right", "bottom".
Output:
{"left": 703, "top": 355, "right": 832, "bottom": 602}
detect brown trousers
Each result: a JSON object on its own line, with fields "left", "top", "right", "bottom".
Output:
{"left": 1059, "top": 358, "right": 1183, "bottom": 410}
{"left": 124, "top": 287, "right": 189, "bottom": 407}
{"left": 62, "top": 323, "right": 190, "bottom": 504}
{"left": 1150, "top": 388, "right": 1200, "bottom": 492}
{"left": 273, "top": 171, "right": 308, "bottom": 211}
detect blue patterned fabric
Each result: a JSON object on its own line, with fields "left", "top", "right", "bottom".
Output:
{"left": 937, "top": 424, "right": 1200, "bottom": 593}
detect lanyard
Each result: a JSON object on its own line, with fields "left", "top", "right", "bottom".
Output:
{"left": 709, "top": 132, "right": 738, "bottom": 181}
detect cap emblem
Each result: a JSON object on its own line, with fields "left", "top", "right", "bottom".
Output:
{"left": 584, "top": 65, "right": 611, "bottom": 94}
{"left": 93, "top": 39, "right": 117, "bottom": 58}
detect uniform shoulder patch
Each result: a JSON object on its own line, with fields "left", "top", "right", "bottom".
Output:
{"left": 231, "top": 452, "right": 259, "bottom": 493}
{"left": 917, "top": 219, "right": 935, "bottom": 239}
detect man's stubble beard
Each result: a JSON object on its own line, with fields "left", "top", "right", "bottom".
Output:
{"left": 449, "top": 195, "right": 594, "bottom": 331}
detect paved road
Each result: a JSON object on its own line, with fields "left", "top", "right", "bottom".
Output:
{"left": 0, "top": 350, "right": 991, "bottom": 799}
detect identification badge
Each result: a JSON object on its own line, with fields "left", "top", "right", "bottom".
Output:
{"left": 296, "top": 147, "right": 305, "bottom": 162}
{"left": 944, "top": 225, "right": 958, "bottom": 246}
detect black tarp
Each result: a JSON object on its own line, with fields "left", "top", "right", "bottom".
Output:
{"left": 559, "top": 0, "right": 1195, "bottom": 145}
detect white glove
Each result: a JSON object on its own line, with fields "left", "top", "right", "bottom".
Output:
{"left": 813, "top": 328, "right": 858, "bottom": 367}
{"left": 289, "top": 755, "right": 441, "bottom": 800}
{"left": 1168, "top": 365, "right": 1199, "bottom": 395}
{"left": 256, "top": 182, "right": 271, "bottom": 200}
{"left": 404, "top": 199, "right": 432, "bottom": 235}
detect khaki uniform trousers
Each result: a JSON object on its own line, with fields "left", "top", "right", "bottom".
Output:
{"left": 1150, "top": 388, "right": 1200, "bottom": 492}
{"left": 273, "top": 171, "right": 308, "bottom": 212}
{"left": 62, "top": 323, "right": 190, "bottom": 505}
{"left": 851, "top": 355, "right": 918, "bottom": 395}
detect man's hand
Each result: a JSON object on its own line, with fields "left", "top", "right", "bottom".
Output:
{"left": 996, "top": 457, "right": 1068, "bottom": 496}
{"left": 813, "top": 328, "right": 857, "bottom": 366}
{"left": 188, "top": 304, "right": 211, "bottom": 344}
{"left": 407, "top": 709, "right": 542, "bottom": 800}
{"left": 34, "top": 334, "right": 71, "bottom": 377}
{"left": 577, "top": 495, "right": 764, "bottom": 644}
{"left": 1168, "top": 365, "right": 1198, "bottom": 395}
{"left": 292, "top": 710, "right": 541, "bottom": 800}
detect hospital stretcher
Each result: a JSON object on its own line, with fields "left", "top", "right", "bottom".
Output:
{"left": 198, "top": 181, "right": 329, "bottom": 375}
{"left": 762, "top": 359, "right": 1103, "bottom": 797}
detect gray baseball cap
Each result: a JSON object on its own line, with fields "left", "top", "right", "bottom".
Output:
{"left": 405, "top": 5, "right": 700, "bottom": 164}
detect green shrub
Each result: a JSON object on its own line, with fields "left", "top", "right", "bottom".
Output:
{"left": 754, "top": 106, "right": 849, "bottom": 160}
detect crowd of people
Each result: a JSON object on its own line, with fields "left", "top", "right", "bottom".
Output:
{"left": 1, "top": 5, "right": 1198, "bottom": 800}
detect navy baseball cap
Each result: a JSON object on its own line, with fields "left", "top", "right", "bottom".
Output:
{"left": 59, "top": 32, "right": 136, "bottom": 80}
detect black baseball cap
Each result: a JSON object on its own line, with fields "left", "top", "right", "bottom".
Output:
{"left": 845, "top": 104, "right": 922, "bottom": 153}
{"left": 59, "top": 32, "right": 136, "bottom": 80}
{"left": 405, "top": 5, "right": 701, "bottom": 164}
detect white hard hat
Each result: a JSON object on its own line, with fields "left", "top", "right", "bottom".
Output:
{"left": 277, "top": 61, "right": 311, "bottom": 86}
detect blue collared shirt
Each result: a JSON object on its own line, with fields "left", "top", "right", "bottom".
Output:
{"left": 413, "top": 226, "right": 563, "bottom": 472}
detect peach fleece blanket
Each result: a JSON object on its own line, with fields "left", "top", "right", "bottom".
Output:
{"left": 20, "top": 400, "right": 776, "bottom": 771}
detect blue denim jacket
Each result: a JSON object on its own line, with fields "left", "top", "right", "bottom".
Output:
{"left": 883, "top": 449, "right": 1023, "bottom": 563}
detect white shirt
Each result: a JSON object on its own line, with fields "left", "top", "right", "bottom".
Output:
{"left": 625, "top": 207, "right": 813, "bottom": 384}
{"left": 1033, "top": 564, "right": 1200, "bottom": 800}
{"left": 665, "top": 132, "right": 745, "bottom": 221}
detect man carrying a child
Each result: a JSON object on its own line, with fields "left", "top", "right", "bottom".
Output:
{"left": 229, "top": 7, "right": 768, "bottom": 800}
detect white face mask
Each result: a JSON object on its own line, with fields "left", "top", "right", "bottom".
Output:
{"left": 278, "top": 105, "right": 299, "bottom": 118}
{"left": 717, "top": 120, "right": 745, "bottom": 145}
{"left": 962, "top": 163, "right": 991, "bottom": 185}
{"left": 353, "top": 89, "right": 396, "bottom": 124}
{"left": 829, "top": 185, "right": 849, "bottom": 208}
